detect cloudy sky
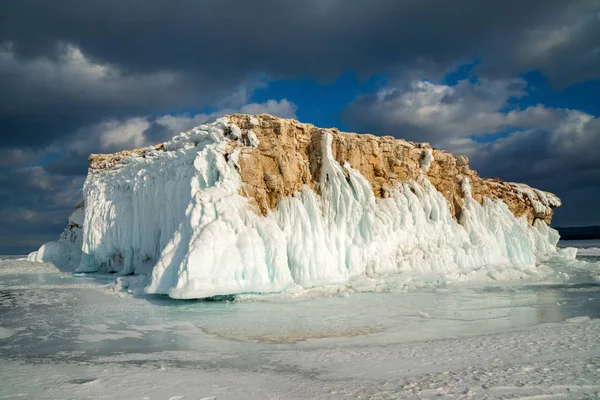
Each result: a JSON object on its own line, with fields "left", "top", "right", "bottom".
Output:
{"left": 1, "top": 0, "right": 599, "bottom": 254}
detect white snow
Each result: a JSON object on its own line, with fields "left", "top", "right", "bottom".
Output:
{"left": 246, "top": 130, "right": 260, "bottom": 147}
{"left": 420, "top": 148, "right": 434, "bottom": 172}
{"left": 509, "top": 182, "right": 562, "bottom": 216}
{"left": 31, "top": 118, "right": 568, "bottom": 299}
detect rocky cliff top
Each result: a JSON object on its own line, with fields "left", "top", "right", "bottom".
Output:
{"left": 89, "top": 114, "right": 560, "bottom": 224}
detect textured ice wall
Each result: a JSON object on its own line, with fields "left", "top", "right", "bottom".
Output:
{"left": 77, "top": 119, "right": 292, "bottom": 298}
{"left": 64, "top": 117, "right": 566, "bottom": 298}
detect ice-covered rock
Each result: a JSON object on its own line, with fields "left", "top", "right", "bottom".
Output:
{"left": 31, "top": 114, "right": 567, "bottom": 298}
{"left": 28, "top": 202, "right": 84, "bottom": 271}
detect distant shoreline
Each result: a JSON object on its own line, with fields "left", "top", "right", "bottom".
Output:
{"left": 555, "top": 226, "right": 600, "bottom": 241}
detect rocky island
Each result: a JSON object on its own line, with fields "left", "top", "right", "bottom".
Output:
{"left": 29, "top": 114, "right": 566, "bottom": 298}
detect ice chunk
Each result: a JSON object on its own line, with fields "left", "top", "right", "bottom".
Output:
{"left": 247, "top": 130, "right": 260, "bottom": 147}
{"left": 565, "top": 316, "right": 590, "bottom": 324}
{"left": 27, "top": 240, "right": 81, "bottom": 271}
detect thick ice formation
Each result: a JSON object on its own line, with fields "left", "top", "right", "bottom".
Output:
{"left": 31, "top": 116, "right": 570, "bottom": 298}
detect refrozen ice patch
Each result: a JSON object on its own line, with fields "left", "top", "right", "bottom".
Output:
{"left": 0, "top": 327, "right": 14, "bottom": 340}
{"left": 68, "top": 204, "right": 84, "bottom": 228}
{"left": 228, "top": 124, "right": 242, "bottom": 140}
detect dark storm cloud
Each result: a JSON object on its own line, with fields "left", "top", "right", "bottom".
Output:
{"left": 0, "top": 41, "right": 231, "bottom": 148}
{"left": 0, "top": 159, "right": 84, "bottom": 254}
{"left": 469, "top": 119, "right": 600, "bottom": 226}
{"left": 0, "top": 0, "right": 597, "bottom": 150}
{"left": 1, "top": 0, "right": 598, "bottom": 84}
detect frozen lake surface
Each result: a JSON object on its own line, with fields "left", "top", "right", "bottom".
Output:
{"left": 1, "top": 246, "right": 600, "bottom": 399}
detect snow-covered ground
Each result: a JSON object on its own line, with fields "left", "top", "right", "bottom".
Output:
{"left": 1, "top": 245, "right": 600, "bottom": 399}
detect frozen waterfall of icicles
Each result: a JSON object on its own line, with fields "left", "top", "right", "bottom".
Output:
{"left": 30, "top": 118, "right": 573, "bottom": 299}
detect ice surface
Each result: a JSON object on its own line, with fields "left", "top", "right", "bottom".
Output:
{"left": 32, "top": 118, "right": 569, "bottom": 298}
{"left": 2, "top": 258, "right": 600, "bottom": 399}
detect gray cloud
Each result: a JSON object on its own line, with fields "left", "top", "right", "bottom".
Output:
{"left": 0, "top": 161, "right": 85, "bottom": 254}
{"left": 61, "top": 98, "right": 297, "bottom": 156}
{"left": 0, "top": 0, "right": 598, "bottom": 79}
{"left": 344, "top": 78, "right": 530, "bottom": 145}
{"left": 1, "top": 1, "right": 597, "bottom": 86}
{"left": 468, "top": 116, "right": 600, "bottom": 226}
{"left": 0, "top": 42, "right": 262, "bottom": 148}
{"left": 0, "top": 0, "right": 597, "bottom": 150}
{"left": 342, "top": 76, "right": 590, "bottom": 153}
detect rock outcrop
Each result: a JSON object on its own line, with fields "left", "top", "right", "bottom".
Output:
{"left": 30, "top": 113, "right": 568, "bottom": 298}
{"left": 90, "top": 114, "right": 560, "bottom": 225}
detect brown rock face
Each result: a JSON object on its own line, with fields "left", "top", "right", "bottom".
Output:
{"left": 225, "top": 114, "right": 558, "bottom": 224}
{"left": 90, "top": 114, "right": 560, "bottom": 225}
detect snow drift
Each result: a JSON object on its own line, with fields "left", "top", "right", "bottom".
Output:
{"left": 30, "top": 114, "right": 569, "bottom": 298}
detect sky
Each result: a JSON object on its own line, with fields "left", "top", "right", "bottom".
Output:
{"left": 0, "top": 0, "right": 599, "bottom": 254}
